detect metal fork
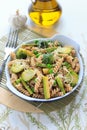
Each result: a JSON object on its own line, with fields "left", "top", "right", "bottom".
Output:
{"left": 0, "top": 28, "right": 18, "bottom": 81}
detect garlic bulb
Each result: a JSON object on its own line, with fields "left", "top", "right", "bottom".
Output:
{"left": 9, "top": 10, "right": 27, "bottom": 30}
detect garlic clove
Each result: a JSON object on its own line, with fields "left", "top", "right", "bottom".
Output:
{"left": 9, "top": 10, "right": 27, "bottom": 30}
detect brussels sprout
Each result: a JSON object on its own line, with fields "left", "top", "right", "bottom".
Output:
{"left": 21, "top": 69, "right": 36, "bottom": 81}
{"left": 16, "top": 48, "right": 27, "bottom": 59}
{"left": 11, "top": 60, "right": 25, "bottom": 73}
{"left": 42, "top": 53, "right": 54, "bottom": 64}
{"left": 65, "top": 70, "right": 79, "bottom": 87}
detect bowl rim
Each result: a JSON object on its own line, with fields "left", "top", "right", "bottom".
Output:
{"left": 5, "top": 34, "right": 84, "bottom": 102}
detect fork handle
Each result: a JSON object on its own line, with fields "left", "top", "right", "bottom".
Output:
{"left": 0, "top": 59, "right": 7, "bottom": 82}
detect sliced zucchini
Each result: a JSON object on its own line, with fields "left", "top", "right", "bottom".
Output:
{"left": 43, "top": 76, "right": 50, "bottom": 99}
{"left": 56, "top": 76, "right": 65, "bottom": 94}
{"left": 21, "top": 79, "right": 33, "bottom": 95}
{"left": 46, "top": 47, "right": 57, "bottom": 53}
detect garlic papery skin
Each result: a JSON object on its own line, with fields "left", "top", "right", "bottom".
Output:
{"left": 9, "top": 10, "right": 27, "bottom": 30}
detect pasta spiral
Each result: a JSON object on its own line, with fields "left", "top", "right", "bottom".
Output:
{"left": 34, "top": 71, "right": 43, "bottom": 93}
{"left": 53, "top": 58, "right": 64, "bottom": 74}
{"left": 14, "top": 83, "right": 30, "bottom": 96}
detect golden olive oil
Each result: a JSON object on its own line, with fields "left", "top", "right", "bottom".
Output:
{"left": 28, "top": 0, "right": 62, "bottom": 26}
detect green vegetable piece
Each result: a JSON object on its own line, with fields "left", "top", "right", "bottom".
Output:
{"left": 11, "top": 61, "right": 24, "bottom": 73}
{"left": 48, "top": 69, "right": 53, "bottom": 74}
{"left": 31, "top": 87, "right": 35, "bottom": 93}
{"left": 56, "top": 76, "right": 65, "bottom": 94}
{"left": 36, "top": 53, "right": 41, "bottom": 58}
{"left": 36, "top": 63, "right": 47, "bottom": 68}
{"left": 42, "top": 53, "right": 54, "bottom": 64}
{"left": 46, "top": 64, "right": 53, "bottom": 68}
{"left": 21, "top": 69, "right": 36, "bottom": 81}
{"left": 63, "top": 62, "right": 71, "bottom": 68}
{"left": 16, "top": 48, "right": 34, "bottom": 58}
{"left": 15, "top": 78, "right": 21, "bottom": 84}
{"left": 21, "top": 79, "right": 33, "bottom": 95}
{"left": 34, "top": 40, "right": 39, "bottom": 44}
{"left": 46, "top": 47, "right": 57, "bottom": 53}
{"left": 33, "top": 50, "right": 38, "bottom": 55}
{"left": 16, "top": 48, "right": 27, "bottom": 59}
{"left": 66, "top": 70, "right": 78, "bottom": 87}
{"left": 57, "top": 46, "right": 72, "bottom": 54}
{"left": 37, "top": 63, "right": 54, "bottom": 68}
{"left": 13, "top": 82, "right": 17, "bottom": 88}
{"left": 53, "top": 80, "right": 57, "bottom": 86}
{"left": 71, "top": 71, "right": 78, "bottom": 86}
{"left": 43, "top": 76, "right": 50, "bottom": 99}
{"left": 37, "top": 41, "right": 48, "bottom": 48}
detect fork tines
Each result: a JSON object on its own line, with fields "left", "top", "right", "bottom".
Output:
{"left": 6, "top": 28, "right": 18, "bottom": 48}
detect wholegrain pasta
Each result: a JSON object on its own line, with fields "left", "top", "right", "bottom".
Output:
{"left": 8, "top": 39, "right": 80, "bottom": 99}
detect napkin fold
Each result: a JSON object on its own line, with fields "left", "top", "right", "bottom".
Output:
{"left": 0, "top": 87, "right": 43, "bottom": 113}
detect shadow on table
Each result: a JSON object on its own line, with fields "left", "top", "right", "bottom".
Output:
{"left": 30, "top": 88, "right": 80, "bottom": 113}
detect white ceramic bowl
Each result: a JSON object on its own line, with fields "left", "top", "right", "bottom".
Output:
{"left": 5, "top": 34, "right": 84, "bottom": 102}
